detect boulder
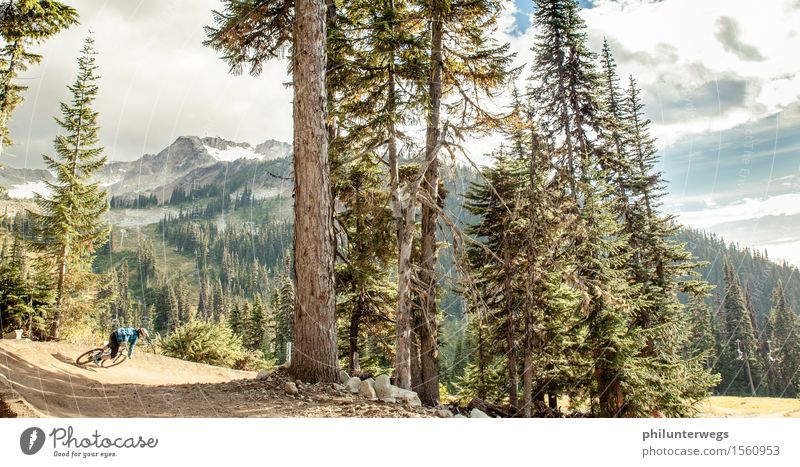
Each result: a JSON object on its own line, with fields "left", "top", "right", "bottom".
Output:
{"left": 256, "top": 370, "right": 270, "bottom": 380}
{"left": 3, "top": 329, "right": 22, "bottom": 340}
{"left": 373, "top": 375, "right": 393, "bottom": 398}
{"left": 345, "top": 377, "right": 361, "bottom": 393}
{"left": 393, "top": 388, "right": 422, "bottom": 408}
{"left": 284, "top": 382, "right": 299, "bottom": 396}
{"left": 470, "top": 408, "right": 490, "bottom": 418}
{"left": 379, "top": 397, "right": 397, "bottom": 404}
{"left": 436, "top": 409, "right": 453, "bottom": 418}
{"left": 358, "top": 380, "right": 376, "bottom": 399}
{"left": 338, "top": 370, "right": 350, "bottom": 384}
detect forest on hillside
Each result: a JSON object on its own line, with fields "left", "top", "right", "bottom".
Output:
{"left": 1, "top": 0, "right": 799, "bottom": 418}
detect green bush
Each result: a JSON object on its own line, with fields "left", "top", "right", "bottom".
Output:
{"left": 161, "top": 320, "right": 251, "bottom": 368}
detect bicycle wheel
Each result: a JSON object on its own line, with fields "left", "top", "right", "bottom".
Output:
{"left": 102, "top": 353, "right": 127, "bottom": 368}
{"left": 76, "top": 348, "right": 104, "bottom": 366}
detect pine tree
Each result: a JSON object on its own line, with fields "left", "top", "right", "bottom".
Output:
{"left": 245, "top": 296, "right": 268, "bottom": 353}
{"left": 270, "top": 270, "right": 295, "bottom": 363}
{"left": 598, "top": 47, "right": 718, "bottom": 415}
{"left": 28, "top": 35, "right": 109, "bottom": 338}
{"left": 0, "top": 0, "right": 78, "bottom": 158}
{"left": 766, "top": 281, "right": 800, "bottom": 398}
{"left": 465, "top": 146, "right": 528, "bottom": 409}
{"left": 335, "top": 152, "right": 397, "bottom": 373}
{"left": 529, "top": 0, "right": 640, "bottom": 417}
{"left": 719, "top": 261, "right": 765, "bottom": 396}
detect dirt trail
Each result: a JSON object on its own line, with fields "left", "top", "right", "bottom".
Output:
{"left": 0, "top": 340, "right": 427, "bottom": 418}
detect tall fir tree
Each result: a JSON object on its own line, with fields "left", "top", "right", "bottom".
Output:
{"left": 0, "top": 0, "right": 78, "bottom": 158}
{"left": 766, "top": 281, "right": 800, "bottom": 397}
{"left": 718, "top": 261, "right": 765, "bottom": 396}
{"left": 28, "top": 35, "right": 109, "bottom": 338}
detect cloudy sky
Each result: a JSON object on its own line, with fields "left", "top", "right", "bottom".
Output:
{"left": 5, "top": 0, "right": 800, "bottom": 264}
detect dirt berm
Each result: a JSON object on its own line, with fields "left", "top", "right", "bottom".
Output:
{"left": 0, "top": 340, "right": 427, "bottom": 418}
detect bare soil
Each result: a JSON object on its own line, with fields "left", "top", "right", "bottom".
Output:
{"left": 0, "top": 340, "right": 428, "bottom": 418}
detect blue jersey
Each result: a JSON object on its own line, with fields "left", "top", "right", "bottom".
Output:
{"left": 114, "top": 327, "right": 139, "bottom": 357}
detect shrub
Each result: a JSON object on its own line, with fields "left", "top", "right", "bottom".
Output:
{"left": 161, "top": 320, "right": 248, "bottom": 368}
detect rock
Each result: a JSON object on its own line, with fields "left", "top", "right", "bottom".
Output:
{"left": 256, "top": 370, "right": 270, "bottom": 380}
{"left": 470, "top": 408, "right": 490, "bottom": 418}
{"left": 453, "top": 414, "right": 466, "bottom": 418}
{"left": 345, "top": 377, "right": 361, "bottom": 393}
{"left": 393, "top": 388, "right": 422, "bottom": 408}
{"left": 338, "top": 370, "right": 350, "bottom": 384}
{"left": 358, "top": 380, "right": 376, "bottom": 399}
{"left": 374, "top": 375, "right": 393, "bottom": 398}
{"left": 3, "top": 329, "right": 22, "bottom": 340}
{"left": 332, "top": 383, "right": 346, "bottom": 392}
{"left": 295, "top": 379, "right": 303, "bottom": 387}
{"left": 436, "top": 409, "right": 453, "bottom": 418}
{"left": 284, "top": 382, "right": 299, "bottom": 396}
{"left": 379, "top": 397, "right": 397, "bottom": 404}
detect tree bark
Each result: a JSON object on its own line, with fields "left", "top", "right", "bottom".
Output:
{"left": 503, "top": 247, "right": 518, "bottom": 410}
{"left": 289, "top": 0, "right": 339, "bottom": 383}
{"left": 416, "top": 0, "right": 444, "bottom": 407}
{"left": 348, "top": 296, "right": 363, "bottom": 373}
{"left": 386, "top": 53, "right": 414, "bottom": 389}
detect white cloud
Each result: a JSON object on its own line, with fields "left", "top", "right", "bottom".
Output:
{"left": 8, "top": 0, "right": 293, "bottom": 167}
{"left": 580, "top": 0, "right": 800, "bottom": 146}
{"left": 677, "top": 192, "right": 800, "bottom": 229}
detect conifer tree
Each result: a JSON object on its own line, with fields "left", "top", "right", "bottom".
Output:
{"left": 766, "top": 281, "right": 800, "bottom": 397}
{"left": 335, "top": 153, "right": 396, "bottom": 373}
{"left": 530, "top": 0, "right": 640, "bottom": 417}
{"left": 719, "top": 261, "right": 765, "bottom": 396}
{"left": 465, "top": 147, "right": 527, "bottom": 409}
{"left": 0, "top": 0, "right": 78, "bottom": 158}
{"left": 28, "top": 35, "right": 109, "bottom": 338}
{"left": 246, "top": 296, "right": 268, "bottom": 353}
{"left": 598, "top": 48, "right": 719, "bottom": 415}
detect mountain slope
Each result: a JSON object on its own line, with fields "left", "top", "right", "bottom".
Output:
{"left": 0, "top": 136, "right": 293, "bottom": 200}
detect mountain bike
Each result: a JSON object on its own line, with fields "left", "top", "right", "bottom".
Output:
{"left": 75, "top": 342, "right": 128, "bottom": 368}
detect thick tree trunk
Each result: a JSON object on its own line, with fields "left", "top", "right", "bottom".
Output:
{"left": 416, "top": 0, "right": 444, "bottom": 408}
{"left": 289, "top": 0, "right": 338, "bottom": 383}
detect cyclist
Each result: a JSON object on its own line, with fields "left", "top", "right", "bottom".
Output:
{"left": 95, "top": 327, "right": 150, "bottom": 366}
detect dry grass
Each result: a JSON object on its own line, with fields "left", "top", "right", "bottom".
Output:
{"left": 698, "top": 396, "right": 800, "bottom": 418}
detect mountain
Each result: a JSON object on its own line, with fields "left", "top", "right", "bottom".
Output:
{"left": 0, "top": 166, "right": 54, "bottom": 199}
{"left": 0, "top": 136, "right": 293, "bottom": 201}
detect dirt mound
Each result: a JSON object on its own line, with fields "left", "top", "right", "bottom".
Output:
{"left": 0, "top": 340, "right": 429, "bottom": 418}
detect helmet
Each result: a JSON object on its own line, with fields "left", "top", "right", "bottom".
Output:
{"left": 138, "top": 327, "right": 150, "bottom": 339}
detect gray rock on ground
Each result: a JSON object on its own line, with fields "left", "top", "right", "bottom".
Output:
{"left": 436, "top": 409, "right": 453, "bottom": 418}
{"left": 284, "top": 381, "right": 299, "bottom": 396}
{"left": 470, "top": 408, "right": 490, "bottom": 418}
{"left": 358, "top": 380, "right": 376, "bottom": 399}
{"left": 392, "top": 388, "right": 422, "bottom": 408}
{"left": 345, "top": 376, "right": 361, "bottom": 393}
{"left": 338, "top": 370, "right": 350, "bottom": 384}
{"left": 373, "top": 375, "right": 393, "bottom": 398}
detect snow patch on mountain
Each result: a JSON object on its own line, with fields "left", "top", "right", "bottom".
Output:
{"left": 204, "top": 144, "right": 263, "bottom": 162}
{"left": 7, "top": 181, "right": 50, "bottom": 199}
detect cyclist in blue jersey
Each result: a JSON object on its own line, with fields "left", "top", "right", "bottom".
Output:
{"left": 95, "top": 327, "right": 150, "bottom": 366}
